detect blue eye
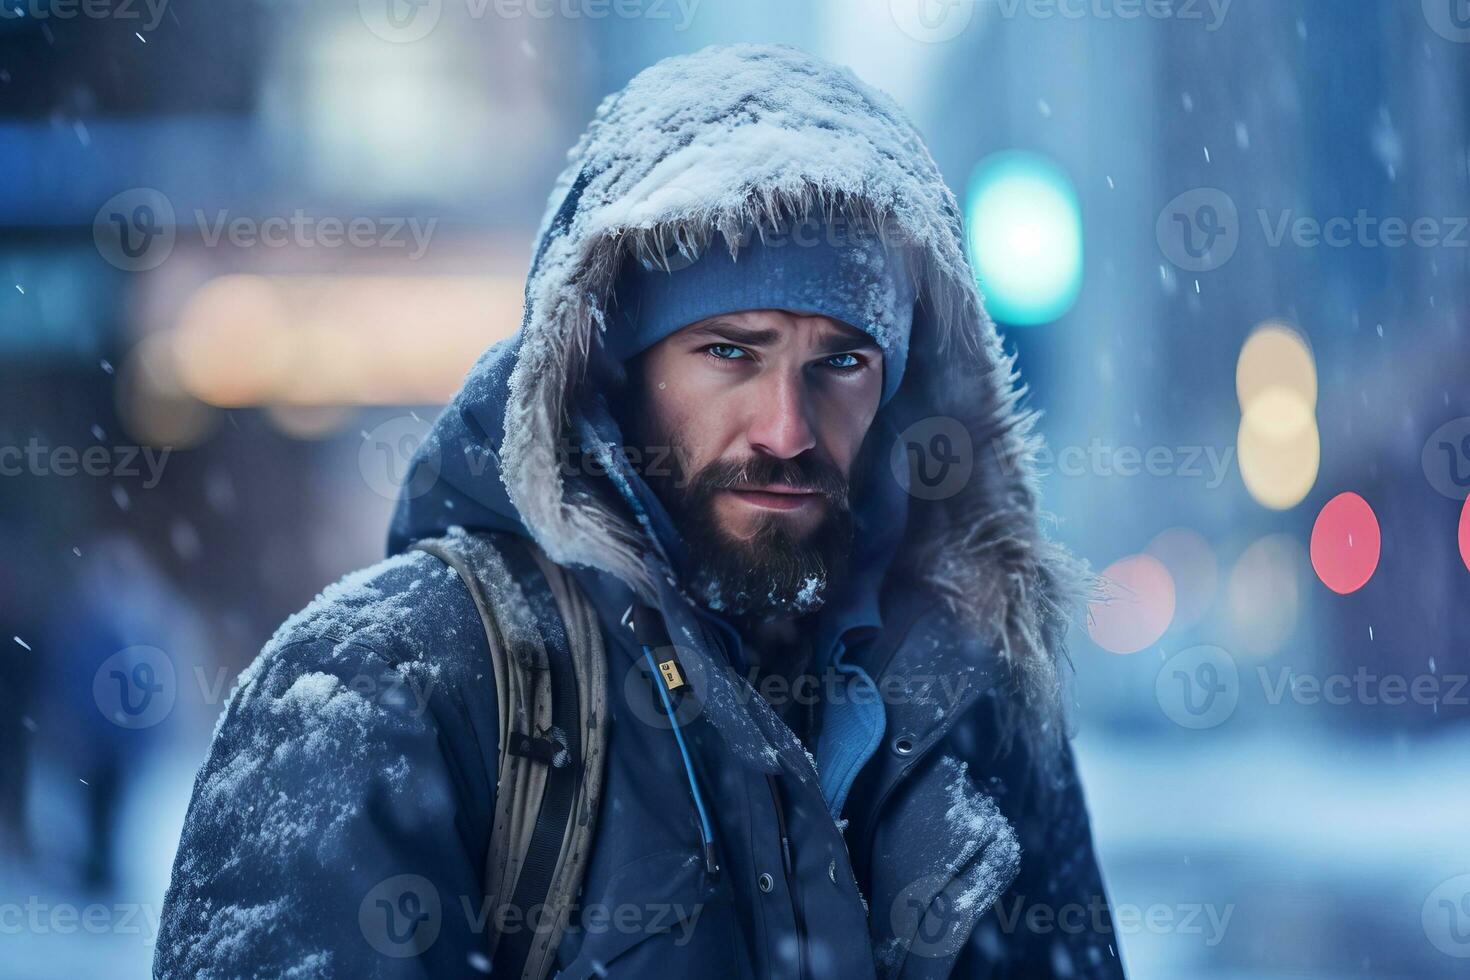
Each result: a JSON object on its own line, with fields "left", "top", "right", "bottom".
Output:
{"left": 824, "top": 352, "right": 863, "bottom": 371}
{"left": 706, "top": 344, "right": 748, "bottom": 361}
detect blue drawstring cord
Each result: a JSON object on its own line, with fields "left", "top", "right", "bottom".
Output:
{"left": 641, "top": 644, "right": 720, "bottom": 875}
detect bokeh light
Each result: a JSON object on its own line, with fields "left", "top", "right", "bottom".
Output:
{"left": 1237, "top": 388, "right": 1321, "bottom": 510}
{"left": 1227, "top": 534, "right": 1303, "bottom": 656}
{"left": 1145, "top": 527, "right": 1219, "bottom": 628}
{"left": 1236, "top": 321, "right": 1317, "bottom": 410}
{"left": 1460, "top": 495, "right": 1470, "bottom": 573}
{"left": 964, "top": 150, "right": 1083, "bottom": 326}
{"left": 116, "top": 332, "right": 219, "bottom": 449}
{"left": 168, "top": 274, "right": 518, "bottom": 407}
{"left": 1088, "top": 553, "right": 1177, "bottom": 654}
{"left": 1236, "top": 321, "right": 1320, "bottom": 510}
{"left": 1310, "top": 492, "right": 1381, "bottom": 594}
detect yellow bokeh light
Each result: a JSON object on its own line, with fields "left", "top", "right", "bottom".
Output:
{"left": 172, "top": 275, "right": 295, "bottom": 408}
{"left": 1236, "top": 320, "right": 1317, "bottom": 411}
{"left": 167, "top": 274, "right": 521, "bottom": 408}
{"left": 1237, "top": 387, "right": 1321, "bottom": 510}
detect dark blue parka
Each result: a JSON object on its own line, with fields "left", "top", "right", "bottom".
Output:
{"left": 156, "top": 44, "right": 1124, "bottom": 980}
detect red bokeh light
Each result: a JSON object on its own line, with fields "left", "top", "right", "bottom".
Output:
{"left": 1459, "top": 495, "right": 1470, "bottom": 574}
{"left": 1309, "top": 492, "right": 1381, "bottom": 595}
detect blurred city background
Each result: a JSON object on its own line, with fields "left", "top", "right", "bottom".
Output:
{"left": 2, "top": 0, "right": 1468, "bottom": 976}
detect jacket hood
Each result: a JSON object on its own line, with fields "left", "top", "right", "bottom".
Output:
{"left": 389, "top": 42, "right": 1082, "bottom": 728}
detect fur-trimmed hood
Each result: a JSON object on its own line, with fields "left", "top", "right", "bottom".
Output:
{"left": 389, "top": 42, "right": 1081, "bottom": 734}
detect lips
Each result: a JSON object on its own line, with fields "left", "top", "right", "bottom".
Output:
{"left": 722, "top": 485, "right": 824, "bottom": 512}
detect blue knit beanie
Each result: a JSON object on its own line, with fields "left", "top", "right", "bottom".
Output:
{"left": 610, "top": 214, "right": 916, "bottom": 405}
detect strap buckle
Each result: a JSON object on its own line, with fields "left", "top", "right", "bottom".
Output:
{"left": 508, "top": 730, "right": 563, "bottom": 766}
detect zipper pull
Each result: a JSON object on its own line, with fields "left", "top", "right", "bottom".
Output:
{"left": 656, "top": 656, "right": 687, "bottom": 692}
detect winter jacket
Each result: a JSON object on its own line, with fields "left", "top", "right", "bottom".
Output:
{"left": 155, "top": 44, "right": 1125, "bottom": 980}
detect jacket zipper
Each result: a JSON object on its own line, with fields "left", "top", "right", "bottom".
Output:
{"left": 765, "top": 774, "right": 806, "bottom": 980}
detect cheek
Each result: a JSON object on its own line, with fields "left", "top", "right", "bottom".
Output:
{"left": 820, "top": 387, "right": 881, "bottom": 473}
{"left": 640, "top": 374, "right": 733, "bottom": 465}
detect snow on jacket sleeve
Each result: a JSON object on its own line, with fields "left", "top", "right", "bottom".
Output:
{"left": 949, "top": 695, "right": 1126, "bottom": 979}
{"left": 154, "top": 552, "right": 499, "bottom": 980}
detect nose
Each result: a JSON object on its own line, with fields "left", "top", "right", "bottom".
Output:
{"left": 745, "top": 372, "right": 816, "bottom": 460}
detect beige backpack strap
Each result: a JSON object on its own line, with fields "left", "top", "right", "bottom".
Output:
{"left": 411, "top": 530, "right": 608, "bottom": 980}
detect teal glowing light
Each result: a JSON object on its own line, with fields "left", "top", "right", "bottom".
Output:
{"left": 964, "top": 151, "right": 1083, "bottom": 326}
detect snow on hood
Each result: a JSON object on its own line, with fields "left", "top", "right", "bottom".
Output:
{"left": 391, "top": 43, "right": 1082, "bottom": 719}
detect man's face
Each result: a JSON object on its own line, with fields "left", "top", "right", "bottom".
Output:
{"left": 630, "top": 309, "right": 884, "bottom": 615}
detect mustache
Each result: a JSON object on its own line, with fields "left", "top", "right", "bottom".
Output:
{"left": 689, "top": 454, "right": 850, "bottom": 508}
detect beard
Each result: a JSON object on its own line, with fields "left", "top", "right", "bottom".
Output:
{"left": 645, "top": 448, "right": 856, "bottom": 618}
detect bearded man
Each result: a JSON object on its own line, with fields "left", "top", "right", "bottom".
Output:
{"left": 157, "top": 44, "right": 1124, "bottom": 980}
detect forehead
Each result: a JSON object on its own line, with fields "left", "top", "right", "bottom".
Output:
{"left": 678, "top": 309, "right": 876, "bottom": 346}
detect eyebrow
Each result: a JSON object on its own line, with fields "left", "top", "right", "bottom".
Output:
{"left": 688, "top": 318, "right": 881, "bottom": 354}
